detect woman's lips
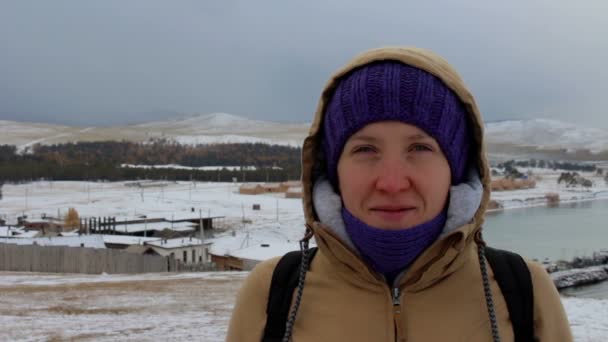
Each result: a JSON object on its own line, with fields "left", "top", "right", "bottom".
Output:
{"left": 370, "top": 207, "right": 416, "bottom": 222}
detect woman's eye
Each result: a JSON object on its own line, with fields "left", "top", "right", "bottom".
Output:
{"left": 352, "top": 145, "right": 376, "bottom": 154}
{"left": 410, "top": 144, "right": 432, "bottom": 152}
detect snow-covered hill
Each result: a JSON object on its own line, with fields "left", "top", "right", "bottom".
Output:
{"left": 132, "top": 113, "right": 309, "bottom": 146}
{"left": 1, "top": 115, "right": 607, "bottom": 159}
{"left": 485, "top": 119, "right": 608, "bottom": 154}
{"left": 0, "top": 113, "right": 309, "bottom": 150}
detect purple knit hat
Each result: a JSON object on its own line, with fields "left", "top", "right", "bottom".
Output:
{"left": 323, "top": 60, "right": 471, "bottom": 187}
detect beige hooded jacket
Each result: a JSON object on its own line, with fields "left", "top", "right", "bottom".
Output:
{"left": 227, "top": 47, "right": 572, "bottom": 342}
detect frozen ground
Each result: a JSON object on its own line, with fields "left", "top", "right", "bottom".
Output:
{"left": 0, "top": 271, "right": 605, "bottom": 341}
{"left": 490, "top": 168, "right": 608, "bottom": 210}
{"left": 1, "top": 171, "right": 607, "bottom": 340}
{"left": 0, "top": 180, "right": 307, "bottom": 244}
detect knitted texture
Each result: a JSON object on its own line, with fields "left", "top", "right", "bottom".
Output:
{"left": 342, "top": 207, "right": 447, "bottom": 279}
{"left": 323, "top": 61, "right": 470, "bottom": 187}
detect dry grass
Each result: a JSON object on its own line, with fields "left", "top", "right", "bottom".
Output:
{"left": 0, "top": 277, "right": 201, "bottom": 294}
{"left": 46, "top": 305, "right": 141, "bottom": 315}
{"left": 0, "top": 272, "right": 248, "bottom": 341}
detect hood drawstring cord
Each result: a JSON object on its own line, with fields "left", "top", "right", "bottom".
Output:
{"left": 477, "top": 232, "right": 501, "bottom": 342}
{"left": 282, "top": 226, "right": 500, "bottom": 342}
{"left": 282, "top": 225, "right": 314, "bottom": 342}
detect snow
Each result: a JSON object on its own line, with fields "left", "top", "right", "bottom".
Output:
{"left": 0, "top": 235, "right": 106, "bottom": 248}
{"left": 101, "top": 235, "right": 161, "bottom": 246}
{"left": 0, "top": 170, "right": 607, "bottom": 339}
{"left": 486, "top": 119, "right": 608, "bottom": 154}
{"left": 3, "top": 116, "right": 608, "bottom": 159}
{"left": 121, "top": 163, "right": 258, "bottom": 171}
{"left": 12, "top": 230, "right": 40, "bottom": 238}
{"left": 489, "top": 169, "right": 608, "bottom": 210}
{"left": 552, "top": 266, "right": 608, "bottom": 290}
{"left": 171, "top": 134, "right": 301, "bottom": 147}
{"left": 110, "top": 220, "right": 197, "bottom": 234}
{"left": 145, "top": 237, "right": 210, "bottom": 249}
{"left": 0, "top": 113, "right": 309, "bottom": 150}
{"left": 229, "top": 242, "right": 302, "bottom": 261}
{"left": 561, "top": 297, "right": 608, "bottom": 341}
{"left": 0, "top": 226, "right": 25, "bottom": 237}
{"left": 0, "top": 271, "right": 604, "bottom": 341}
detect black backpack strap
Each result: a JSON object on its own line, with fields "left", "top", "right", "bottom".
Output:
{"left": 485, "top": 247, "right": 535, "bottom": 342}
{"left": 262, "top": 247, "right": 318, "bottom": 342}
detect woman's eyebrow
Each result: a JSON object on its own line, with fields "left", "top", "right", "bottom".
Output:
{"left": 348, "top": 135, "right": 379, "bottom": 143}
{"left": 406, "top": 133, "right": 432, "bottom": 141}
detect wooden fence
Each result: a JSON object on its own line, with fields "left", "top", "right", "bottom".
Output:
{"left": 0, "top": 244, "right": 171, "bottom": 274}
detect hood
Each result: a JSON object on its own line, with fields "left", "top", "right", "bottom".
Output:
{"left": 300, "top": 47, "right": 491, "bottom": 287}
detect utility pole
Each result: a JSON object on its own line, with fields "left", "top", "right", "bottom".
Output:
{"left": 241, "top": 203, "right": 245, "bottom": 223}
{"left": 139, "top": 215, "right": 147, "bottom": 238}
{"left": 199, "top": 209, "right": 204, "bottom": 241}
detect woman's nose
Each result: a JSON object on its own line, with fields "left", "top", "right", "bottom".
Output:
{"left": 374, "top": 157, "right": 412, "bottom": 193}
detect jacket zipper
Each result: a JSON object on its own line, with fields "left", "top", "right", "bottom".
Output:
{"left": 392, "top": 287, "right": 405, "bottom": 342}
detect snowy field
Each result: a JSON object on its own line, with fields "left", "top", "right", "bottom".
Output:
{"left": 489, "top": 167, "right": 608, "bottom": 210}
{"left": 0, "top": 180, "right": 308, "bottom": 253}
{"left": 0, "top": 271, "right": 605, "bottom": 341}
{"left": 1, "top": 171, "right": 607, "bottom": 340}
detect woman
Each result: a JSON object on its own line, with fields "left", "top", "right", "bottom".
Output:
{"left": 227, "top": 47, "right": 572, "bottom": 341}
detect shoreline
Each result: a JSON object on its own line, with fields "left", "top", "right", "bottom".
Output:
{"left": 486, "top": 192, "right": 608, "bottom": 213}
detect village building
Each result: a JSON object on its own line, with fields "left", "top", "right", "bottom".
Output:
{"left": 261, "top": 183, "right": 284, "bottom": 193}
{"left": 209, "top": 254, "right": 246, "bottom": 271}
{"left": 100, "top": 235, "right": 161, "bottom": 249}
{"left": 210, "top": 241, "right": 300, "bottom": 271}
{"left": 0, "top": 235, "right": 106, "bottom": 249}
{"left": 280, "top": 181, "right": 302, "bottom": 190}
{"left": 490, "top": 178, "right": 537, "bottom": 192}
{"left": 239, "top": 184, "right": 264, "bottom": 195}
{"left": 143, "top": 237, "right": 213, "bottom": 264}
{"left": 20, "top": 218, "right": 64, "bottom": 234}
{"left": 285, "top": 187, "right": 303, "bottom": 199}
{"left": 109, "top": 220, "right": 198, "bottom": 237}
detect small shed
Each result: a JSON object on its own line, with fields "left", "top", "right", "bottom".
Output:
{"left": 145, "top": 237, "right": 212, "bottom": 264}
{"left": 209, "top": 254, "right": 245, "bottom": 271}
{"left": 500, "top": 178, "right": 516, "bottom": 191}
{"left": 545, "top": 192, "right": 560, "bottom": 205}
{"left": 285, "top": 187, "right": 303, "bottom": 199}
{"left": 490, "top": 179, "right": 504, "bottom": 191}
{"left": 487, "top": 200, "right": 502, "bottom": 210}
{"left": 239, "top": 184, "right": 264, "bottom": 195}
{"left": 280, "top": 181, "right": 302, "bottom": 189}
{"left": 262, "top": 183, "right": 284, "bottom": 193}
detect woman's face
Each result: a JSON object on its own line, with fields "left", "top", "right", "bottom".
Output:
{"left": 337, "top": 121, "right": 451, "bottom": 230}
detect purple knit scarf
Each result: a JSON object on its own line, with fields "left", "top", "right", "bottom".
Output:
{"left": 342, "top": 207, "right": 447, "bottom": 283}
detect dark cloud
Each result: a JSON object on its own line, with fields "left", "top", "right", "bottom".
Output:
{"left": 1, "top": 0, "right": 607, "bottom": 128}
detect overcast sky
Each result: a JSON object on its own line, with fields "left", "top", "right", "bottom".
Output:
{"left": 1, "top": 0, "right": 608, "bottom": 129}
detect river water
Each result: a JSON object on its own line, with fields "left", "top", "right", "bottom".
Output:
{"left": 484, "top": 199, "right": 608, "bottom": 262}
{"left": 483, "top": 199, "right": 608, "bottom": 299}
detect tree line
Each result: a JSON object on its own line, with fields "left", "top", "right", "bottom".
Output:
{"left": 0, "top": 141, "right": 302, "bottom": 183}
{"left": 496, "top": 159, "right": 597, "bottom": 172}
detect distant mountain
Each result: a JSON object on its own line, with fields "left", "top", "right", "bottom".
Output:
{"left": 0, "top": 113, "right": 309, "bottom": 152}
{"left": 132, "top": 113, "right": 309, "bottom": 146}
{"left": 484, "top": 119, "right": 608, "bottom": 161}
{"left": 1, "top": 115, "right": 607, "bottom": 160}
